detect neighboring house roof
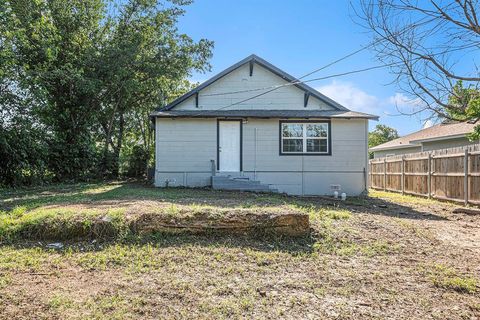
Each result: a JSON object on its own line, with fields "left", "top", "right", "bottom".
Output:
{"left": 154, "top": 54, "right": 352, "bottom": 112}
{"left": 150, "top": 109, "right": 379, "bottom": 119}
{"left": 370, "top": 121, "right": 477, "bottom": 152}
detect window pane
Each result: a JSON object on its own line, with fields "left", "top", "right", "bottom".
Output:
{"left": 283, "top": 139, "right": 303, "bottom": 152}
{"left": 307, "top": 139, "right": 328, "bottom": 152}
{"left": 307, "top": 124, "right": 328, "bottom": 137}
{"left": 282, "top": 124, "right": 303, "bottom": 137}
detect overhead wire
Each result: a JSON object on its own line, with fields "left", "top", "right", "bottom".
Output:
{"left": 198, "top": 15, "right": 438, "bottom": 99}
{"left": 162, "top": 14, "right": 454, "bottom": 116}
{"left": 173, "top": 63, "right": 400, "bottom": 116}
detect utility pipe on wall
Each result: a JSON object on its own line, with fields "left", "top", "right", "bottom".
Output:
{"left": 254, "top": 127, "right": 257, "bottom": 180}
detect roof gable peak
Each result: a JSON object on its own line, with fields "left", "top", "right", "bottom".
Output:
{"left": 157, "top": 54, "right": 350, "bottom": 112}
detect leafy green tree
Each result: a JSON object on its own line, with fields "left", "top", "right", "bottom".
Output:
{"left": 446, "top": 82, "right": 480, "bottom": 140}
{"left": 368, "top": 124, "right": 399, "bottom": 158}
{"left": 93, "top": 0, "right": 212, "bottom": 176}
{"left": 0, "top": 0, "right": 213, "bottom": 185}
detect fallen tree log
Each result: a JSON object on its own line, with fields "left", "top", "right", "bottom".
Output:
{"left": 452, "top": 207, "right": 480, "bottom": 216}
{"left": 131, "top": 208, "right": 310, "bottom": 237}
{"left": 2, "top": 206, "right": 310, "bottom": 242}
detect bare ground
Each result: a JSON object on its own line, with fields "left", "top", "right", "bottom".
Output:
{"left": 0, "top": 184, "right": 479, "bottom": 319}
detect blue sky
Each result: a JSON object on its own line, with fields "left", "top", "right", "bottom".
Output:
{"left": 177, "top": 0, "right": 432, "bottom": 135}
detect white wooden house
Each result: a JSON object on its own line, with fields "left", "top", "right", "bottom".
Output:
{"left": 150, "top": 55, "right": 378, "bottom": 195}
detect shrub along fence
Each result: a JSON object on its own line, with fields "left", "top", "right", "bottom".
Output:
{"left": 369, "top": 144, "right": 480, "bottom": 205}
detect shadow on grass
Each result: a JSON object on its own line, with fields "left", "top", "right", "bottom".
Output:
{"left": 364, "top": 195, "right": 448, "bottom": 221}
{"left": 1, "top": 182, "right": 299, "bottom": 212}
{"left": 3, "top": 231, "right": 317, "bottom": 255}
{"left": 1, "top": 182, "right": 449, "bottom": 223}
{"left": 0, "top": 181, "right": 119, "bottom": 210}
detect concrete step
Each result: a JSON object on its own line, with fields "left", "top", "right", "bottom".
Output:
{"left": 213, "top": 181, "right": 262, "bottom": 187}
{"left": 212, "top": 175, "right": 277, "bottom": 193}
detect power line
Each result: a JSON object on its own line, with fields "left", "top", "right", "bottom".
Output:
{"left": 297, "top": 46, "right": 372, "bottom": 80}
{"left": 199, "top": 15, "right": 438, "bottom": 99}
{"left": 169, "top": 16, "right": 447, "bottom": 116}
{"left": 200, "top": 45, "right": 376, "bottom": 98}
{"left": 198, "top": 40, "right": 474, "bottom": 99}
{"left": 192, "top": 63, "right": 399, "bottom": 115}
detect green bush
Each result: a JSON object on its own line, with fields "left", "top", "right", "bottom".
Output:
{"left": 123, "top": 145, "right": 149, "bottom": 178}
{"left": 0, "top": 122, "right": 50, "bottom": 187}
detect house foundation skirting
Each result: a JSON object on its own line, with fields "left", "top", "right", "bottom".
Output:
{"left": 155, "top": 170, "right": 366, "bottom": 196}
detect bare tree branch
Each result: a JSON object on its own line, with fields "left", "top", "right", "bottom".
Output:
{"left": 356, "top": 0, "right": 480, "bottom": 122}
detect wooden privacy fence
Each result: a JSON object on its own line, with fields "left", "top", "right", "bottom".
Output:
{"left": 369, "top": 144, "right": 480, "bottom": 205}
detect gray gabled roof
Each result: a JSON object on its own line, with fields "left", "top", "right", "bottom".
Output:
{"left": 156, "top": 54, "right": 350, "bottom": 112}
{"left": 370, "top": 121, "right": 477, "bottom": 152}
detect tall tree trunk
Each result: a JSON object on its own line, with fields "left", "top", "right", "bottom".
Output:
{"left": 112, "top": 112, "right": 125, "bottom": 178}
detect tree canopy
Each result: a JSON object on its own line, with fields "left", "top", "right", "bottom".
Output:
{"left": 0, "top": 0, "right": 213, "bottom": 186}
{"left": 368, "top": 124, "right": 399, "bottom": 158}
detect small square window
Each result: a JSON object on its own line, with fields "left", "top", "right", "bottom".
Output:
{"left": 282, "top": 124, "right": 303, "bottom": 137}
{"left": 306, "top": 124, "right": 328, "bottom": 137}
{"left": 283, "top": 139, "right": 303, "bottom": 153}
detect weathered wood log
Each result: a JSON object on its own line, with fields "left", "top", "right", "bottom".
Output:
{"left": 452, "top": 207, "right": 480, "bottom": 216}
{"left": 131, "top": 209, "right": 310, "bottom": 237}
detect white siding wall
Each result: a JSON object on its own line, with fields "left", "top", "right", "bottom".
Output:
{"left": 155, "top": 118, "right": 216, "bottom": 187}
{"left": 155, "top": 118, "right": 368, "bottom": 195}
{"left": 175, "top": 63, "right": 334, "bottom": 111}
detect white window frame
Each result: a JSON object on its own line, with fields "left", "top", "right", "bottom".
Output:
{"left": 280, "top": 121, "right": 330, "bottom": 155}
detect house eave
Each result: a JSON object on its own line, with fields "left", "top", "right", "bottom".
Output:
{"left": 150, "top": 110, "right": 379, "bottom": 120}
{"left": 370, "top": 143, "right": 420, "bottom": 152}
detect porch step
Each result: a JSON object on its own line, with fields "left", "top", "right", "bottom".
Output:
{"left": 212, "top": 175, "right": 277, "bottom": 193}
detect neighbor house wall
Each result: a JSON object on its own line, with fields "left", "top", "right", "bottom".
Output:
{"left": 373, "top": 146, "right": 421, "bottom": 159}
{"left": 155, "top": 117, "right": 368, "bottom": 196}
{"left": 373, "top": 137, "right": 479, "bottom": 158}
{"left": 421, "top": 137, "right": 479, "bottom": 151}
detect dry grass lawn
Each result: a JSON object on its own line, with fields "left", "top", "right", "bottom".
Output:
{"left": 0, "top": 182, "right": 479, "bottom": 319}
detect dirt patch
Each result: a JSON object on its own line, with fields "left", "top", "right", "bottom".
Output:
{"left": 1, "top": 184, "right": 479, "bottom": 319}
{"left": 361, "top": 192, "right": 480, "bottom": 254}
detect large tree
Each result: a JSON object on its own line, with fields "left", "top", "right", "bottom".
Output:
{"left": 357, "top": 0, "right": 480, "bottom": 139}
{"left": 0, "top": 0, "right": 212, "bottom": 184}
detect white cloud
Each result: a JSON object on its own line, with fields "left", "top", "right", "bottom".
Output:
{"left": 388, "top": 92, "right": 423, "bottom": 109}
{"left": 316, "top": 81, "right": 428, "bottom": 118}
{"left": 316, "top": 80, "right": 381, "bottom": 114}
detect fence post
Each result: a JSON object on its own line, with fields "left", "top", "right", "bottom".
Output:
{"left": 401, "top": 156, "right": 405, "bottom": 195}
{"left": 368, "top": 159, "right": 373, "bottom": 188}
{"left": 427, "top": 152, "right": 432, "bottom": 199}
{"left": 464, "top": 149, "right": 469, "bottom": 206}
{"left": 383, "top": 158, "right": 387, "bottom": 191}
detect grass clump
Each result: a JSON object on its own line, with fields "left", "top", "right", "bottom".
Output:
{"left": 299, "top": 205, "right": 351, "bottom": 223}
{"left": 368, "top": 189, "right": 453, "bottom": 207}
{"left": 0, "top": 247, "right": 54, "bottom": 271}
{"left": 428, "top": 264, "right": 478, "bottom": 294}
{"left": 312, "top": 236, "right": 394, "bottom": 257}
{"left": 0, "top": 207, "right": 130, "bottom": 242}
{"left": 0, "top": 273, "right": 11, "bottom": 289}
{"left": 48, "top": 293, "right": 74, "bottom": 310}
